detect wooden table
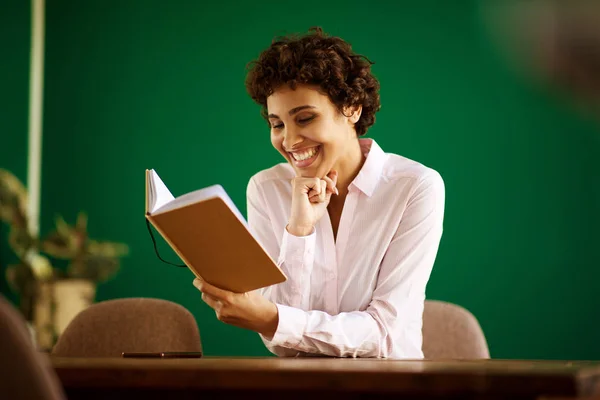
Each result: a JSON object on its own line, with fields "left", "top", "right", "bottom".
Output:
{"left": 50, "top": 356, "right": 600, "bottom": 400}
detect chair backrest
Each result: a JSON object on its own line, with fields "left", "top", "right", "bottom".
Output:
{"left": 0, "top": 295, "right": 66, "bottom": 400}
{"left": 52, "top": 297, "right": 202, "bottom": 357}
{"left": 422, "top": 300, "right": 490, "bottom": 359}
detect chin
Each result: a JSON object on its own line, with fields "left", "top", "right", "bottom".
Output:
{"left": 296, "top": 168, "right": 318, "bottom": 178}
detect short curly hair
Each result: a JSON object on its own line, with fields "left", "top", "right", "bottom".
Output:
{"left": 245, "top": 27, "right": 381, "bottom": 137}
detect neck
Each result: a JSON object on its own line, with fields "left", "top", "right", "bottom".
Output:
{"left": 333, "top": 138, "right": 365, "bottom": 195}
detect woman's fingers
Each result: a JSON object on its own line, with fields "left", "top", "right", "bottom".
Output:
{"left": 319, "top": 180, "right": 327, "bottom": 201}
{"left": 308, "top": 188, "right": 320, "bottom": 201}
{"left": 322, "top": 175, "right": 339, "bottom": 195}
{"left": 201, "top": 292, "right": 220, "bottom": 310}
{"left": 308, "top": 179, "right": 329, "bottom": 202}
{"left": 328, "top": 170, "right": 338, "bottom": 187}
{"left": 303, "top": 170, "right": 339, "bottom": 204}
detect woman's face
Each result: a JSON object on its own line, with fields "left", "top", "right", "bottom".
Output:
{"left": 266, "top": 84, "right": 360, "bottom": 179}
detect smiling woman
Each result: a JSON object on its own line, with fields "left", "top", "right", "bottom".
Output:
{"left": 193, "top": 27, "right": 446, "bottom": 359}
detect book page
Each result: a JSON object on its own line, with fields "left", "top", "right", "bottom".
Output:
{"left": 148, "top": 169, "right": 175, "bottom": 214}
{"left": 154, "top": 184, "right": 248, "bottom": 228}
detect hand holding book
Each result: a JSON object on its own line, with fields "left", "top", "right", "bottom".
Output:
{"left": 192, "top": 276, "right": 279, "bottom": 338}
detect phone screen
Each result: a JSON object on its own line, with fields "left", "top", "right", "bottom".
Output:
{"left": 121, "top": 351, "right": 203, "bottom": 358}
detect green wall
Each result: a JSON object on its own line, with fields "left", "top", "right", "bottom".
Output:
{"left": 0, "top": 0, "right": 30, "bottom": 305}
{"left": 2, "top": 0, "right": 600, "bottom": 359}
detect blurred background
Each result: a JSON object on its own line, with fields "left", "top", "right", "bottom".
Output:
{"left": 1, "top": 0, "right": 599, "bottom": 359}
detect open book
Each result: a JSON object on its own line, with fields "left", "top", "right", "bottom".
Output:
{"left": 145, "top": 169, "right": 287, "bottom": 293}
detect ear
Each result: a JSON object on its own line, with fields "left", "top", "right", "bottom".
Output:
{"left": 344, "top": 105, "right": 362, "bottom": 124}
{"left": 352, "top": 105, "right": 363, "bottom": 123}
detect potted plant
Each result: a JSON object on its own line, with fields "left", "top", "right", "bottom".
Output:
{"left": 0, "top": 168, "right": 129, "bottom": 350}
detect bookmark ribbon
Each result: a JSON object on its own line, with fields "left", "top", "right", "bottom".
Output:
{"left": 145, "top": 218, "right": 186, "bottom": 268}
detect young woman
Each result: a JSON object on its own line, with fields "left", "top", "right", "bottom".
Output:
{"left": 193, "top": 27, "right": 445, "bottom": 359}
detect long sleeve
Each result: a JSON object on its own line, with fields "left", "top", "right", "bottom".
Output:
{"left": 246, "top": 177, "right": 316, "bottom": 307}
{"left": 247, "top": 170, "right": 445, "bottom": 358}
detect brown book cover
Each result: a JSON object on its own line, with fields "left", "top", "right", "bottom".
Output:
{"left": 145, "top": 169, "right": 287, "bottom": 293}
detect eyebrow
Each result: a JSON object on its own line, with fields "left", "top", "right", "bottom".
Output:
{"left": 267, "top": 105, "right": 316, "bottom": 119}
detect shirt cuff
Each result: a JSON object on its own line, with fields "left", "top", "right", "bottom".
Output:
{"left": 263, "top": 303, "right": 308, "bottom": 349}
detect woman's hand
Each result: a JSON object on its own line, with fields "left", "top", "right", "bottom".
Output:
{"left": 193, "top": 277, "right": 279, "bottom": 338}
{"left": 288, "top": 170, "right": 338, "bottom": 236}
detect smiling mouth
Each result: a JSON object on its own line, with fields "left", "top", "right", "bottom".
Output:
{"left": 288, "top": 145, "right": 321, "bottom": 168}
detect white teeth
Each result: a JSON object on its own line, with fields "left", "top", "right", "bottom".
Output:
{"left": 292, "top": 147, "right": 318, "bottom": 161}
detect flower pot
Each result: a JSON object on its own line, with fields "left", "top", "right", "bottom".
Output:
{"left": 33, "top": 278, "right": 96, "bottom": 350}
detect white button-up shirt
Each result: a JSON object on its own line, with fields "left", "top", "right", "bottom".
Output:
{"left": 246, "top": 138, "right": 445, "bottom": 358}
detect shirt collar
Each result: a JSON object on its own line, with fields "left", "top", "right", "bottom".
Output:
{"left": 350, "top": 138, "right": 386, "bottom": 197}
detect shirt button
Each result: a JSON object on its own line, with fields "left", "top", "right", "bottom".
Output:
{"left": 327, "top": 272, "right": 335, "bottom": 280}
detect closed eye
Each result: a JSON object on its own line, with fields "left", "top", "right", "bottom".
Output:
{"left": 298, "top": 116, "right": 315, "bottom": 124}
{"left": 271, "top": 115, "right": 315, "bottom": 130}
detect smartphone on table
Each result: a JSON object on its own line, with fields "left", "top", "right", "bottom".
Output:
{"left": 121, "top": 351, "right": 203, "bottom": 358}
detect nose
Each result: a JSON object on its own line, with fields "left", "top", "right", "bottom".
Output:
{"left": 282, "top": 125, "right": 303, "bottom": 151}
